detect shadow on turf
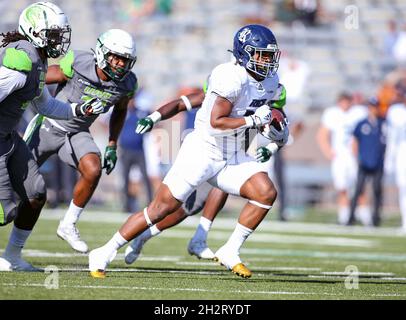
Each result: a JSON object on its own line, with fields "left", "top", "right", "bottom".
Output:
{"left": 101, "top": 266, "right": 406, "bottom": 286}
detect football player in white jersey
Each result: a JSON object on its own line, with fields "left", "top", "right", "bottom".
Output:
{"left": 123, "top": 84, "right": 287, "bottom": 264}
{"left": 89, "top": 24, "right": 289, "bottom": 279}
{"left": 385, "top": 83, "right": 406, "bottom": 232}
{"left": 317, "top": 93, "right": 368, "bottom": 225}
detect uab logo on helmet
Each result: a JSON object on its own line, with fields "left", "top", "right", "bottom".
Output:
{"left": 25, "top": 6, "right": 43, "bottom": 29}
{"left": 238, "top": 28, "right": 251, "bottom": 43}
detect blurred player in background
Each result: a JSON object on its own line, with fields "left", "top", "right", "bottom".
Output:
{"left": 317, "top": 92, "right": 368, "bottom": 225}
{"left": 119, "top": 89, "right": 155, "bottom": 213}
{"left": 89, "top": 24, "right": 289, "bottom": 279}
{"left": 385, "top": 82, "right": 406, "bottom": 233}
{"left": 26, "top": 29, "right": 138, "bottom": 253}
{"left": 348, "top": 97, "right": 386, "bottom": 226}
{"left": 0, "top": 2, "right": 104, "bottom": 271}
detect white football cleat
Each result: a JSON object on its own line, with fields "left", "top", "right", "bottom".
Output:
{"left": 57, "top": 222, "right": 89, "bottom": 253}
{"left": 187, "top": 239, "right": 215, "bottom": 260}
{"left": 214, "top": 246, "right": 252, "bottom": 279}
{"left": 0, "top": 256, "right": 41, "bottom": 272}
{"left": 124, "top": 236, "right": 147, "bottom": 265}
{"left": 88, "top": 247, "right": 117, "bottom": 278}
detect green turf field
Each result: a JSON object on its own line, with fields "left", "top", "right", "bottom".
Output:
{"left": 1, "top": 208, "right": 406, "bottom": 300}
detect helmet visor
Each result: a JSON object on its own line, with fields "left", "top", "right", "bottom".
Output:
{"left": 42, "top": 26, "right": 71, "bottom": 58}
{"left": 245, "top": 45, "right": 280, "bottom": 78}
{"left": 105, "top": 51, "right": 136, "bottom": 80}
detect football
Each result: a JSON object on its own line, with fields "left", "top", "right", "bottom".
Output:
{"left": 260, "top": 108, "right": 285, "bottom": 139}
{"left": 269, "top": 108, "right": 285, "bottom": 131}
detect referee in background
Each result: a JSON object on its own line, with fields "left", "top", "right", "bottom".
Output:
{"left": 347, "top": 97, "right": 387, "bottom": 226}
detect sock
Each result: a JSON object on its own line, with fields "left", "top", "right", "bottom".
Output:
{"left": 61, "top": 200, "right": 83, "bottom": 226}
{"left": 399, "top": 187, "right": 406, "bottom": 230}
{"left": 192, "top": 217, "right": 213, "bottom": 242}
{"left": 223, "top": 223, "right": 253, "bottom": 254}
{"left": 138, "top": 225, "right": 161, "bottom": 241}
{"left": 102, "top": 232, "right": 128, "bottom": 253}
{"left": 338, "top": 206, "right": 350, "bottom": 225}
{"left": 356, "top": 205, "right": 372, "bottom": 226}
{"left": 150, "top": 225, "right": 161, "bottom": 237}
{"left": 4, "top": 226, "right": 32, "bottom": 259}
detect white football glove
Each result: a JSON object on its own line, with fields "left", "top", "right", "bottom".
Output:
{"left": 245, "top": 105, "right": 272, "bottom": 128}
{"left": 269, "top": 123, "right": 289, "bottom": 147}
{"left": 71, "top": 97, "right": 105, "bottom": 117}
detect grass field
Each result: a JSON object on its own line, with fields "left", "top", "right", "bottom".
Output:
{"left": 1, "top": 208, "right": 406, "bottom": 300}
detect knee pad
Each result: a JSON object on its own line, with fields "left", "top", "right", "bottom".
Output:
{"left": 27, "top": 174, "right": 46, "bottom": 200}
{"left": 0, "top": 201, "right": 17, "bottom": 226}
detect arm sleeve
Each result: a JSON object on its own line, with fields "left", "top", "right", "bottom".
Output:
{"left": 0, "top": 66, "right": 27, "bottom": 103}
{"left": 31, "top": 86, "right": 75, "bottom": 120}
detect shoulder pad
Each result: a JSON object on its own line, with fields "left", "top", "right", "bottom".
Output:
{"left": 271, "top": 83, "right": 286, "bottom": 109}
{"left": 59, "top": 50, "right": 75, "bottom": 78}
{"left": 2, "top": 48, "right": 32, "bottom": 72}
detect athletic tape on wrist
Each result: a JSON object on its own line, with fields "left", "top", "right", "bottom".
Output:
{"left": 180, "top": 95, "right": 193, "bottom": 111}
{"left": 143, "top": 207, "right": 153, "bottom": 227}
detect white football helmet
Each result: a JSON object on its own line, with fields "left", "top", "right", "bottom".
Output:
{"left": 18, "top": 2, "right": 71, "bottom": 58}
{"left": 95, "top": 29, "right": 137, "bottom": 80}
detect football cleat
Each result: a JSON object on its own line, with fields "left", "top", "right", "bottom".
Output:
{"left": 214, "top": 246, "right": 252, "bottom": 279}
{"left": 231, "top": 263, "right": 252, "bottom": 279}
{"left": 187, "top": 239, "right": 215, "bottom": 260}
{"left": 90, "top": 270, "right": 106, "bottom": 279}
{"left": 0, "top": 256, "right": 42, "bottom": 272}
{"left": 57, "top": 222, "right": 89, "bottom": 253}
{"left": 88, "top": 247, "right": 116, "bottom": 278}
{"left": 124, "top": 236, "right": 147, "bottom": 265}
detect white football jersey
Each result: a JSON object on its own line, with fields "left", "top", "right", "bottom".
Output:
{"left": 321, "top": 104, "right": 368, "bottom": 155}
{"left": 194, "top": 61, "right": 279, "bottom": 159}
{"left": 386, "top": 103, "right": 406, "bottom": 148}
{"left": 386, "top": 103, "right": 406, "bottom": 175}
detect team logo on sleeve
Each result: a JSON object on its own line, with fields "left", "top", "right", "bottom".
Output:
{"left": 238, "top": 28, "right": 251, "bottom": 43}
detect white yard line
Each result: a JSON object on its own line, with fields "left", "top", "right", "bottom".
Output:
{"left": 0, "top": 282, "right": 340, "bottom": 296}
{"left": 241, "top": 248, "right": 406, "bottom": 262}
{"left": 321, "top": 272, "right": 394, "bottom": 276}
{"left": 39, "top": 209, "right": 406, "bottom": 238}
{"left": 29, "top": 230, "right": 378, "bottom": 248}
{"left": 2, "top": 282, "right": 406, "bottom": 298}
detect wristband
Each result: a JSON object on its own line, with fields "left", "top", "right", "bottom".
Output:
{"left": 267, "top": 142, "right": 279, "bottom": 155}
{"left": 180, "top": 95, "right": 193, "bottom": 111}
{"left": 148, "top": 111, "right": 162, "bottom": 123}
{"left": 243, "top": 116, "right": 254, "bottom": 128}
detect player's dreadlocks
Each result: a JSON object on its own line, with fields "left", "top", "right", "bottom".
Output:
{"left": 0, "top": 30, "right": 26, "bottom": 48}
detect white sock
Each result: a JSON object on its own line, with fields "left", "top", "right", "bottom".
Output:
{"left": 399, "top": 187, "right": 406, "bottom": 230}
{"left": 138, "top": 225, "right": 161, "bottom": 241}
{"left": 4, "top": 226, "right": 31, "bottom": 259}
{"left": 61, "top": 200, "right": 83, "bottom": 226}
{"left": 102, "top": 232, "right": 128, "bottom": 253}
{"left": 338, "top": 206, "right": 350, "bottom": 225}
{"left": 192, "top": 216, "right": 212, "bottom": 242}
{"left": 150, "top": 225, "right": 161, "bottom": 237}
{"left": 356, "top": 205, "right": 372, "bottom": 226}
{"left": 223, "top": 223, "right": 253, "bottom": 254}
